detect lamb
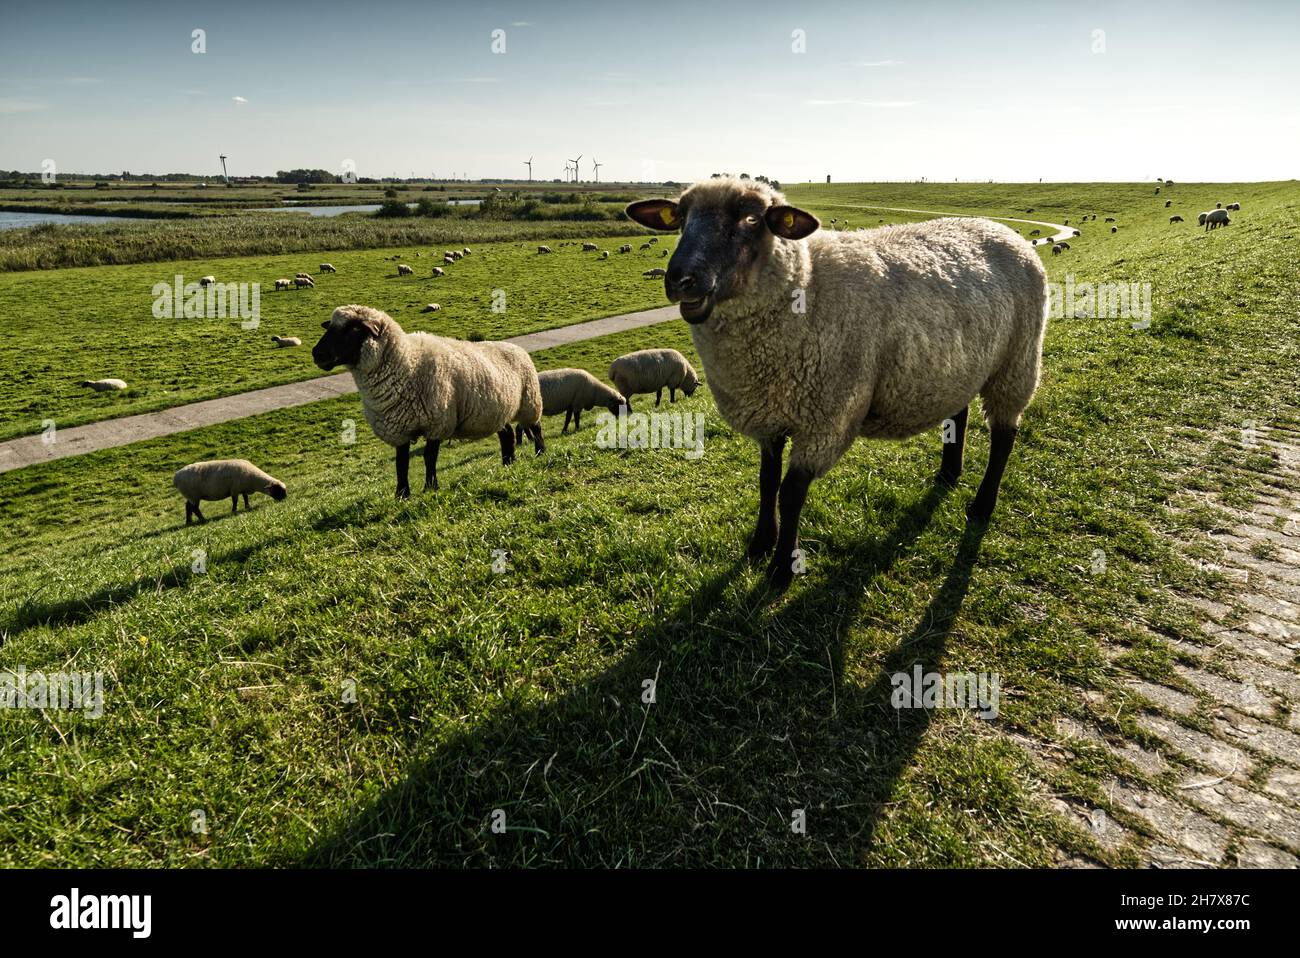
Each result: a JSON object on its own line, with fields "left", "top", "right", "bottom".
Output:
{"left": 397, "top": 264, "right": 414, "bottom": 276}
{"left": 625, "top": 176, "right": 1047, "bottom": 590}
{"left": 431, "top": 267, "right": 445, "bottom": 277}
{"left": 82, "top": 378, "right": 128, "bottom": 391}
{"left": 515, "top": 367, "right": 626, "bottom": 439}
{"left": 270, "top": 335, "right": 301, "bottom": 347}
{"left": 608, "top": 348, "right": 700, "bottom": 412}
{"left": 537, "top": 245, "right": 553, "bottom": 254}
{"left": 173, "top": 459, "right": 287, "bottom": 525}
{"left": 312, "top": 305, "right": 544, "bottom": 497}
{"left": 319, "top": 264, "right": 337, "bottom": 273}
{"left": 1204, "top": 209, "right": 1230, "bottom": 231}
{"left": 644, "top": 267, "right": 668, "bottom": 277}
{"left": 1169, "top": 215, "right": 1184, "bottom": 223}
{"left": 294, "top": 276, "right": 314, "bottom": 289}
{"left": 199, "top": 275, "right": 216, "bottom": 287}
{"left": 275, "top": 279, "right": 292, "bottom": 291}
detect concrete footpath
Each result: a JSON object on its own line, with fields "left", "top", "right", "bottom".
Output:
{"left": 0, "top": 305, "right": 679, "bottom": 474}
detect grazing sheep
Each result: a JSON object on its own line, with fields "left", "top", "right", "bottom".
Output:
{"left": 1051, "top": 244, "right": 1063, "bottom": 255}
{"left": 1197, "top": 212, "right": 1209, "bottom": 226}
{"left": 293, "top": 276, "right": 315, "bottom": 289}
{"left": 1169, "top": 215, "right": 1184, "bottom": 223}
{"left": 1205, "top": 209, "right": 1230, "bottom": 231}
{"left": 618, "top": 244, "right": 632, "bottom": 254}
{"left": 1226, "top": 202, "right": 1241, "bottom": 211}
{"left": 320, "top": 263, "right": 337, "bottom": 273}
{"left": 644, "top": 267, "right": 668, "bottom": 277}
{"left": 1155, "top": 188, "right": 1160, "bottom": 195}
{"left": 537, "top": 245, "right": 553, "bottom": 254}
{"left": 462, "top": 247, "right": 471, "bottom": 256}
{"left": 1111, "top": 226, "right": 1118, "bottom": 233}
{"left": 312, "top": 305, "right": 544, "bottom": 497}
{"left": 275, "top": 278, "right": 292, "bottom": 291}
{"left": 608, "top": 348, "right": 700, "bottom": 413}
{"left": 1071, "top": 230, "right": 1080, "bottom": 237}
{"left": 1216, "top": 203, "right": 1222, "bottom": 209}
{"left": 444, "top": 255, "right": 455, "bottom": 265}
{"left": 625, "top": 176, "right": 1048, "bottom": 589}
{"left": 1029, "top": 229, "right": 1041, "bottom": 236}
{"left": 1104, "top": 217, "right": 1116, "bottom": 223}
{"left": 173, "top": 459, "right": 287, "bottom": 525}
{"left": 600, "top": 251, "right": 610, "bottom": 259}
{"left": 582, "top": 242, "right": 599, "bottom": 252}
{"left": 450, "top": 251, "right": 462, "bottom": 261}
{"left": 420, "top": 304, "right": 441, "bottom": 313}
{"left": 431, "top": 267, "right": 445, "bottom": 277}
{"left": 661, "top": 249, "right": 669, "bottom": 257}
{"left": 397, "top": 264, "right": 414, "bottom": 276}
{"left": 82, "top": 378, "right": 128, "bottom": 391}
{"left": 199, "top": 275, "right": 216, "bottom": 287}
{"left": 648, "top": 237, "right": 658, "bottom": 245}
{"left": 1164, "top": 200, "right": 1172, "bottom": 208}
{"left": 270, "top": 335, "right": 301, "bottom": 348}
{"left": 516, "top": 367, "right": 627, "bottom": 439}
{"left": 640, "top": 242, "right": 652, "bottom": 250}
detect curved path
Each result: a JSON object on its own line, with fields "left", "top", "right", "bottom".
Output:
{"left": 0, "top": 207, "right": 1074, "bottom": 474}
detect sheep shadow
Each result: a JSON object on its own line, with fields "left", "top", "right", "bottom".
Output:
{"left": 298, "top": 476, "right": 992, "bottom": 866}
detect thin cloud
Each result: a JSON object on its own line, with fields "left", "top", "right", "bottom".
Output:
{"left": 510, "top": 21, "right": 533, "bottom": 27}
{"left": 805, "top": 98, "right": 917, "bottom": 108}
{"left": 453, "top": 77, "right": 501, "bottom": 83}
{"left": 232, "top": 95, "right": 248, "bottom": 104}
{"left": 858, "top": 59, "right": 903, "bottom": 67}
{"left": 0, "top": 97, "right": 47, "bottom": 114}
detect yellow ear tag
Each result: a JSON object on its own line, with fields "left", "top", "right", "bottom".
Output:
{"left": 659, "top": 207, "right": 675, "bottom": 226}
{"left": 783, "top": 212, "right": 795, "bottom": 230}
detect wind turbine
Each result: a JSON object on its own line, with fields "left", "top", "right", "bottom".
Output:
{"left": 568, "top": 154, "right": 582, "bottom": 184}
{"left": 218, "top": 154, "right": 230, "bottom": 186}
{"left": 524, "top": 156, "right": 533, "bottom": 182}
{"left": 591, "top": 158, "right": 602, "bottom": 183}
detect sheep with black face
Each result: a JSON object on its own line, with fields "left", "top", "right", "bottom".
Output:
{"left": 626, "top": 177, "right": 1048, "bottom": 591}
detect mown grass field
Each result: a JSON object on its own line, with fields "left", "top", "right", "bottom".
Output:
{"left": 1, "top": 182, "right": 1296, "bottom": 867}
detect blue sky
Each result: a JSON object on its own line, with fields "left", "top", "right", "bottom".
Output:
{"left": 1, "top": 0, "right": 1296, "bottom": 182}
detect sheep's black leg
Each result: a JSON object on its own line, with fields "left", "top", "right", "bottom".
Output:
{"left": 938, "top": 406, "right": 969, "bottom": 486}
{"left": 967, "top": 425, "right": 1018, "bottom": 523}
{"left": 514, "top": 424, "right": 524, "bottom": 445}
{"left": 185, "top": 502, "right": 193, "bottom": 525}
{"left": 530, "top": 423, "right": 546, "bottom": 455}
{"left": 670, "top": 387, "right": 677, "bottom": 403}
{"left": 193, "top": 503, "right": 205, "bottom": 524}
{"left": 423, "top": 439, "right": 440, "bottom": 492}
{"left": 395, "top": 442, "right": 411, "bottom": 499}
{"left": 766, "top": 465, "right": 814, "bottom": 592}
{"left": 748, "top": 436, "right": 786, "bottom": 562}
{"left": 231, "top": 494, "right": 239, "bottom": 514}
{"left": 562, "top": 409, "right": 572, "bottom": 434}
{"left": 243, "top": 493, "right": 251, "bottom": 509}
{"left": 655, "top": 388, "right": 663, "bottom": 407}
{"left": 573, "top": 408, "right": 582, "bottom": 431}
{"left": 498, "top": 427, "right": 516, "bottom": 465}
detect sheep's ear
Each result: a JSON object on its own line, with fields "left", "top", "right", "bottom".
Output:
{"left": 354, "top": 315, "right": 384, "bottom": 338}
{"left": 626, "top": 199, "right": 681, "bottom": 231}
{"left": 766, "top": 205, "right": 819, "bottom": 240}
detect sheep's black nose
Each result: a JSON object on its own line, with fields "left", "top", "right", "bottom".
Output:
{"left": 668, "top": 269, "right": 695, "bottom": 290}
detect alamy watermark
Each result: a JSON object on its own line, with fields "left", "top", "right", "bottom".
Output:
{"left": 890, "top": 666, "right": 1000, "bottom": 720}
{"left": 152, "top": 274, "right": 260, "bottom": 329}
{"left": 594, "top": 409, "right": 706, "bottom": 460}
{"left": 1, "top": 667, "right": 105, "bottom": 718}
{"left": 1049, "top": 274, "right": 1151, "bottom": 328}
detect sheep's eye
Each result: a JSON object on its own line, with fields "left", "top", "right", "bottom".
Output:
{"left": 741, "top": 214, "right": 760, "bottom": 227}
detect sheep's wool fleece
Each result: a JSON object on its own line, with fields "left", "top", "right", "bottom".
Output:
{"left": 608, "top": 349, "right": 698, "bottom": 395}
{"left": 538, "top": 368, "right": 623, "bottom": 415}
{"left": 340, "top": 307, "right": 541, "bottom": 446}
{"left": 686, "top": 183, "right": 1047, "bottom": 478}
{"left": 174, "top": 459, "right": 277, "bottom": 502}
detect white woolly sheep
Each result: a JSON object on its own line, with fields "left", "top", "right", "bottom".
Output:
{"left": 295, "top": 272, "right": 310, "bottom": 279}
{"left": 311, "top": 305, "right": 544, "bottom": 497}
{"left": 1205, "top": 209, "right": 1230, "bottom": 231}
{"left": 271, "top": 335, "right": 301, "bottom": 347}
{"left": 644, "top": 267, "right": 668, "bottom": 277}
{"left": 173, "top": 459, "right": 287, "bottom": 525}
{"left": 1226, "top": 202, "right": 1241, "bottom": 211}
{"left": 199, "top": 275, "right": 216, "bottom": 287}
{"left": 444, "top": 255, "right": 455, "bottom": 265}
{"left": 420, "top": 304, "right": 441, "bottom": 313}
{"left": 431, "top": 266, "right": 445, "bottom": 277}
{"left": 397, "top": 264, "right": 414, "bottom": 276}
{"left": 275, "top": 278, "right": 292, "bottom": 291}
{"left": 626, "top": 176, "right": 1047, "bottom": 590}
{"left": 537, "top": 245, "right": 553, "bottom": 254}
{"left": 600, "top": 251, "right": 610, "bottom": 259}
{"left": 462, "top": 247, "right": 471, "bottom": 255}
{"left": 1111, "top": 226, "right": 1118, "bottom": 233}
{"left": 1197, "top": 212, "right": 1209, "bottom": 226}
{"left": 82, "top": 378, "right": 128, "bottom": 391}
{"left": 320, "top": 263, "right": 337, "bottom": 273}
{"left": 515, "top": 368, "right": 627, "bottom": 440}
{"left": 294, "top": 276, "right": 314, "bottom": 289}
{"left": 618, "top": 244, "right": 632, "bottom": 254}
{"left": 608, "top": 348, "right": 700, "bottom": 413}
{"left": 451, "top": 251, "right": 463, "bottom": 261}
{"left": 582, "top": 242, "right": 599, "bottom": 252}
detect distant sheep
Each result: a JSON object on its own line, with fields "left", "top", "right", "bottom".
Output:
{"left": 431, "top": 267, "right": 445, "bottom": 277}
{"left": 82, "top": 378, "right": 128, "bottom": 391}
{"left": 608, "top": 348, "right": 700, "bottom": 412}
{"left": 1051, "top": 244, "right": 1063, "bottom": 255}
{"left": 270, "top": 336, "right": 301, "bottom": 348}
{"left": 1169, "top": 215, "right": 1184, "bottom": 223}
{"left": 618, "top": 244, "right": 632, "bottom": 254}
{"left": 582, "top": 242, "right": 599, "bottom": 252}
{"left": 1164, "top": 200, "right": 1172, "bottom": 208}
{"left": 640, "top": 242, "right": 652, "bottom": 250}
{"left": 397, "top": 264, "right": 414, "bottom": 276}
{"left": 173, "top": 459, "right": 287, "bottom": 525}
{"left": 293, "top": 276, "right": 314, "bottom": 289}
{"left": 199, "top": 275, "right": 216, "bottom": 287}
{"left": 1104, "top": 217, "right": 1116, "bottom": 223}
{"left": 1226, "top": 202, "right": 1241, "bottom": 211}
{"left": 462, "top": 247, "right": 471, "bottom": 255}
{"left": 643, "top": 267, "right": 667, "bottom": 277}
{"left": 1029, "top": 229, "right": 1041, "bottom": 236}
{"left": 320, "top": 263, "right": 337, "bottom": 273}
{"left": 600, "top": 250, "right": 610, "bottom": 259}
{"left": 420, "top": 304, "right": 441, "bottom": 313}
{"left": 648, "top": 237, "right": 658, "bottom": 245}
{"left": 275, "top": 278, "right": 292, "bottom": 291}
{"left": 537, "top": 245, "right": 553, "bottom": 254}
{"left": 1204, "top": 209, "right": 1230, "bottom": 231}
{"left": 1111, "top": 226, "right": 1118, "bottom": 233}
{"left": 626, "top": 176, "right": 1047, "bottom": 589}
{"left": 1197, "top": 212, "right": 1209, "bottom": 226}
{"left": 312, "top": 305, "right": 544, "bottom": 497}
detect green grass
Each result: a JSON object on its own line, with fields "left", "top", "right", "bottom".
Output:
{"left": 1, "top": 182, "right": 1297, "bottom": 867}
{"left": 0, "top": 236, "right": 675, "bottom": 441}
